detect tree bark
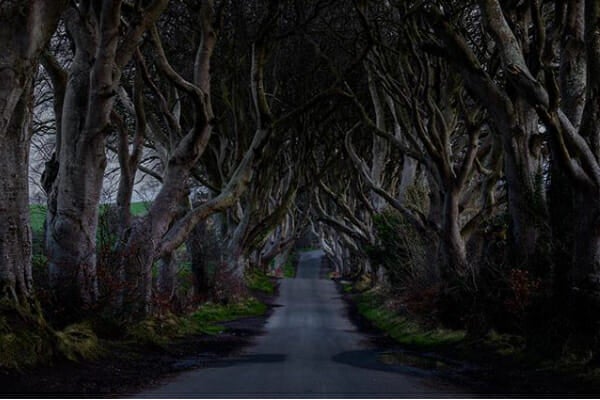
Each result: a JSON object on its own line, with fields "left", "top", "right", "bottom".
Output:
{"left": 186, "top": 220, "right": 211, "bottom": 298}
{"left": 0, "top": 79, "right": 34, "bottom": 309}
{"left": 568, "top": 0, "right": 600, "bottom": 315}
{"left": 45, "top": 4, "right": 118, "bottom": 314}
{"left": 45, "top": 1, "right": 167, "bottom": 318}
{"left": 0, "top": 0, "right": 66, "bottom": 311}
{"left": 441, "top": 189, "right": 469, "bottom": 280}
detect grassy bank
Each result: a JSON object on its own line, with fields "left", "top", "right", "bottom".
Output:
{"left": 345, "top": 283, "right": 600, "bottom": 394}
{"left": 0, "top": 293, "right": 274, "bottom": 394}
{"left": 247, "top": 271, "right": 277, "bottom": 294}
{"left": 1, "top": 294, "right": 270, "bottom": 370}
{"left": 354, "top": 288, "right": 464, "bottom": 348}
{"left": 127, "top": 297, "right": 268, "bottom": 346}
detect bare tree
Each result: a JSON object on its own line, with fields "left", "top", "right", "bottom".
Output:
{"left": 0, "top": 1, "right": 66, "bottom": 311}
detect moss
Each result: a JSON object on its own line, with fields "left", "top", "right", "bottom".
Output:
{"left": 55, "top": 322, "right": 102, "bottom": 361}
{"left": 357, "top": 290, "right": 465, "bottom": 348}
{"left": 353, "top": 275, "right": 373, "bottom": 292}
{"left": 126, "top": 298, "right": 267, "bottom": 346}
{"left": 0, "top": 304, "right": 54, "bottom": 369}
{"left": 125, "top": 315, "right": 183, "bottom": 347}
{"left": 0, "top": 320, "right": 54, "bottom": 369}
{"left": 246, "top": 271, "right": 275, "bottom": 294}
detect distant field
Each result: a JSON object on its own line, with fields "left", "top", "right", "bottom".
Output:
{"left": 30, "top": 205, "right": 47, "bottom": 233}
{"left": 29, "top": 202, "right": 150, "bottom": 233}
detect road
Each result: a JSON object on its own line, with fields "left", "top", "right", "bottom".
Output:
{"left": 139, "top": 250, "right": 468, "bottom": 398}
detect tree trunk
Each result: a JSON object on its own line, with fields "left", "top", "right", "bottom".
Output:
{"left": 44, "top": 5, "right": 120, "bottom": 317}
{"left": 157, "top": 252, "right": 177, "bottom": 302}
{"left": 441, "top": 189, "right": 469, "bottom": 281}
{"left": 45, "top": 41, "right": 105, "bottom": 315}
{"left": 186, "top": 220, "right": 211, "bottom": 299}
{"left": 45, "top": 136, "right": 105, "bottom": 314}
{"left": 156, "top": 197, "right": 190, "bottom": 303}
{"left": 120, "top": 218, "right": 154, "bottom": 318}
{"left": 45, "top": 1, "right": 167, "bottom": 318}
{"left": 0, "top": 1, "right": 66, "bottom": 311}
{"left": 398, "top": 156, "right": 417, "bottom": 203}
{"left": 0, "top": 78, "right": 34, "bottom": 310}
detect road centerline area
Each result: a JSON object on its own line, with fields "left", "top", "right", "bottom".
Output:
{"left": 139, "top": 250, "right": 467, "bottom": 398}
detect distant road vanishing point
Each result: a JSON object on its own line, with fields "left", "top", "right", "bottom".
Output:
{"left": 139, "top": 249, "right": 468, "bottom": 398}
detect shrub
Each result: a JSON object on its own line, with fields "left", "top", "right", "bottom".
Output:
{"left": 368, "top": 209, "right": 428, "bottom": 288}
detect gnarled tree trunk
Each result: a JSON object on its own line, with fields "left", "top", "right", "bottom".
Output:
{"left": 0, "top": 78, "right": 35, "bottom": 309}
{"left": 44, "top": 1, "right": 167, "bottom": 319}
{"left": 0, "top": 1, "right": 66, "bottom": 311}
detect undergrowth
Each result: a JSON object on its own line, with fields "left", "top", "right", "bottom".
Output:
{"left": 350, "top": 284, "right": 600, "bottom": 390}
{"left": 356, "top": 289, "right": 465, "bottom": 348}
{"left": 246, "top": 271, "right": 276, "bottom": 294}
{"left": 2, "top": 294, "right": 267, "bottom": 369}
{"left": 126, "top": 297, "right": 267, "bottom": 347}
{"left": 283, "top": 257, "right": 295, "bottom": 278}
{"left": 0, "top": 307, "right": 102, "bottom": 369}
{"left": 190, "top": 297, "right": 266, "bottom": 324}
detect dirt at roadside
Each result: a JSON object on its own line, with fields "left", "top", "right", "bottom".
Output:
{"left": 0, "top": 291, "right": 277, "bottom": 397}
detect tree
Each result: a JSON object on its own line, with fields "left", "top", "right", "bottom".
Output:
{"left": 43, "top": 0, "right": 167, "bottom": 319}
{"left": 0, "top": 1, "right": 66, "bottom": 311}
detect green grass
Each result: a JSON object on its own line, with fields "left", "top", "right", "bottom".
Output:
{"left": 30, "top": 205, "right": 46, "bottom": 233}
{"left": 129, "top": 201, "right": 150, "bottom": 216}
{"left": 185, "top": 297, "right": 268, "bottom": 336}
{"left": 127, "top": 297, "right": 268, "bottom": 346}
{"left": 342, "top": 282, "right": 353, "bottom": 293}
{"left": 246, "top": 271, "right": 276, "bottom": 294}
{"left": 29, "top": 202, "right": 149, "bottom": 233}
{"left": 190, "top": 297, "right": 267, "bottom": 324}
{"left": 356, "top": 291, "right": 465, "bottom": 348}
{"left": 283, "top": 258, "right": 295, "bottom": 278}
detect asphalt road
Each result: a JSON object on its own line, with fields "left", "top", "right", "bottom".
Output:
{"left": 139, "top": 250, "right": 468, "bottom": 398}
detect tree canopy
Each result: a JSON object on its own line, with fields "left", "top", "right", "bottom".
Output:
{"left": 1, "top": 0, "right": 600, "bottom": 366}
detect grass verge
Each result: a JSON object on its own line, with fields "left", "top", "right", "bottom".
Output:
{"left": 246, "top": 271, "right": 276, "bottom": 294}
{"left": 346, "top": 284, "right": 600, "bottom": 393}
{"left": 283, "top": 256, "right": 296, "bottom": 278}
{"left": 356, "top": 289, "right": 464, "bottom": 348}
{"left": 126, "top": 297, "right": 268, "bottom": 347}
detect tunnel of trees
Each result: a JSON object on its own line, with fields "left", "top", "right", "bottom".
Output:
{"left": 1, "top": 0, "right": 600, "bottom": 368}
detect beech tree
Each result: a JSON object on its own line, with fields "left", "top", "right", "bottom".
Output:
{"left": 6, "top": 0, "right": 600, "bottom": 363}
{"left": 40, "top": 0, "right": 168, "bottom": 318}
{"left": 0, "top": 1, "right": 66, "bottom": 311}
{"left": 348, "top": 3, "right": 504, "bottom": 285}
{"left": 406, "top": 0, "right": 600, "bottom": 346}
